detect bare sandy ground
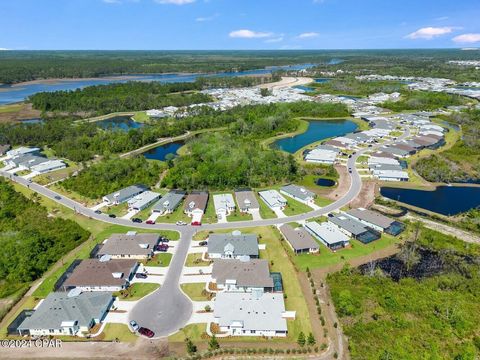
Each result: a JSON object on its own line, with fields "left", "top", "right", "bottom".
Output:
{"left": 257, "top": 76, "right": 313, "bottom": 90}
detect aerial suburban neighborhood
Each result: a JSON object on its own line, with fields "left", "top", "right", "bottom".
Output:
{"left": 1, "top": 1, "right": 480, "bottom": 359}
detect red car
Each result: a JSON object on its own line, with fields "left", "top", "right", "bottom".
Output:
{"left": 155, "top": 244, "right": 169, "bottom": 252}
{"left": 138, "top": 327, "right": 155, "bottom": 338}
{"left": 191, "top": 221, "right": 201, "bottom": 226}
{"left": 146, "top": 220, "right": 155, "bottom": 225}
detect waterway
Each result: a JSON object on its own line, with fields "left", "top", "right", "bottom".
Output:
{"left": 96, "top": 116, "right": 144, "bottom": 131}
{"left": 380, "top": 185, "right": 480, "bottom": 216}
{"left": 143, "top": 141, "right": 184, "bottom": 161}
{"left": 0, "top": 63, "right": 319, "bottom": 105}
{"left": 273, "top": 119, "right": 358, "bottom": 153}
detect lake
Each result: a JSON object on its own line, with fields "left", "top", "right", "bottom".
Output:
{"left": 96, "top": 116, "right": 143, "bottom": 131}
{"left": 273, "top": 119, "right": 358, "bottom": 153}
{"left": 294, "top": 85, "right": 316, "bottom": 92}
{"left": 380, "top": 186, "right": 480, "bottom": 216}
{"left": 143, "top": 141, "right": 184, "bottom": 161}
{"left": 0, "top": 63, "right": 318, "bottom": 105}
{"left": 314, "top": 78, "right": 331, "bottom": 83}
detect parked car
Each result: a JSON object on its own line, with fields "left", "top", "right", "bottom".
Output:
{"left": 155, "top": 244, "right": 169, "bottom": 252}
{"left": 138, "top": 327, "right": 155, "bottom": 338}
{"left": 176, "top": 221, "right": 187, "bottom": 226}
{"left": 94, "top": 210, "right": 102, "bottom": 214}
{"left": 199, "top": 241, "right": 208, "bottom": 246}
{"left": 129, "top": 320, "right": 139, "bottom": 332}
{"left": 54, "top": 195, "right": 61, "bottom": 200}
{"left": 135, "top": 273, "right": 147, "bottom": 279}
{"left": 132, "top": 218, "right": 142, "bottom": 223}
{"left": 349, "top": 169, "right": 353, "bottom": 173}
{"left": 191, "top": 221, "right": 201, "bottom": 226}
{"left": 146, "top": 220, "right": 155, "bottom": 225}
{"left": 348, "top": 154, "right": 352, "bottom": 158}
{"left": 160, "top": 237, "right": 170, "bottom": 243}
{"left": 109, "top": 214, "right": 116, "bottom": 218}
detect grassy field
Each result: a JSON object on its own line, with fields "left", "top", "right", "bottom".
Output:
{"left": 227, "top": 210, "right": 253, "bottom": 222}
{"left": 101, "top": 323, "right": 138, "bottom": 343}
{"left": 257, "top": 196, "right": 277, "bottom": 219}
{"left": 185, "top": 253, "right": 211, "bottom": 267}
{"left": 180, "top": 283, "right": 210, "bottom": 301}
{"left": 49, "top": 183, "right": 99, "bottom": 207}
{"left": 292, "top": 234, "right": 402, "bottom": 271}
{"left": 0, "top": 296, "right": 39, "bottom": 337}
{"left": 0, "top": 104, "right": 23, "bottom": 113}
{"left": 33, "top": 162, "right": 79, "bottom": 185}
{"left": 115, "top": 283, "right": 160, "bottom": 301}
{"left": 169, "top": 323, "right": 207, "bottom": 342}
{"left": 155, "top": 204, "right": 191, "bottom": 224}
{"left": 144, "top": 253, "right": 172, "bottom": 267}
{"left": 282, "top": 196, "right": 315, "bottom": 216}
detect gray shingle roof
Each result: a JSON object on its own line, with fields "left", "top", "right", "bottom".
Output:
{"left": 234, "top": 189, "right": 260, "bottom": 210}
{"left": 103, "top": 184, "right": 148, "bottom": 204}
{"left": 346, "top": 208, "right": 394, "bottom": 229}
{"left": 18, "top": 292, "right": 112, "bottom": 330}
{"left": 212, "top": 259, "right": 273, "bottom": 288}
{"left": 280, "top": 184, "right": 315, "bottom": 202}
{"left": 97, "top": 233, "right": 160, "bottom": 257}
{"left": 328, "top": 214, "right": 370, "bottom": 236}
{"left": 208, "top": 233, "right": 258, "bottom": 257}
{"left": 279, "top": 224, "right": 319, "bottom": 251}
{"left": 153, "top": 190, "right": 185, "bottom": 212}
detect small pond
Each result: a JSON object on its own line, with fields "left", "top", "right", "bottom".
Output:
{"left": 143, "top": 141, "right": 184, "bottom": 161}
{"left": 316, "top": 178, "right": 336, "bottom": 187}
{"left": 96, "top": 116, "right": 143, "bottom": 131}
{"left": 380, "top": 185, "right": 480, "bottom": 216}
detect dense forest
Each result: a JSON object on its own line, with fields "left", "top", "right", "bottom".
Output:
{"left": 29, "top": 81, "right": 212, "bottom": 115}
{"left": 415, "top": 110, "right": 480, "bottom": 182}
{"left": 328, "top": 226, "right": 480, "bottom": 359}
{"left": 382, "top": 91, "right": 468, "bottom": 111}
{"left": 0, "top": 180, "right": 90, "bottom": 298}
{"left": 310, "top": 78, "right": 406, "bottom": 96}
{"left": 61, "top": 156, "right": 164, "bottom": 199}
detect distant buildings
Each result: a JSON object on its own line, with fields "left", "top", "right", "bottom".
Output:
{"left": 4, "top": 147, "right": 66, "bottom": 175}
{"left": 304, "top": 145, "right": 340, "bottom": 164}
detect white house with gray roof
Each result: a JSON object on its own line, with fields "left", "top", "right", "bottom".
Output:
{"left": 213, "top": 292, "right": 289, "bottom": 337}
{"left": 16, "top": 292, "right": 113, "bottom": 337}
{"left": 258, "top": 189, "right": 287, "bottom": 210}
{"left": 279, "top": 224, "right": 319, "bottom": 254}
{"left": 305, "top": 221, "right": 350, "bottom": 251}
{"left": 213, "top": 193, "right": 236, "bottom": 218}
{"left": 152, "top": 190, "right": 185, "bottom": 214}
{"left": 280, "top": 184, "right": 316, "bottom": 205}
{"left": 207, "top": 232, "right": 259, "bottom": 259}
{"left": 234, "top": 189, "right": 260, "bottom": 213}
{"left": 103, "top": 184, "right": 148, "bottom": 205}
{"left": 127, "top": 191, "right": 161, "bottom": 211}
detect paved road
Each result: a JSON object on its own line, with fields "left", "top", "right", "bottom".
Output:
{"left": 0, "top": 128, "right": 409, "bottom": 338}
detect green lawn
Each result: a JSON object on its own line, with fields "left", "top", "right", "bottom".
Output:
{"left": 144, "top": 253, "right": 172, "bottom": 267}
{"left": 202, "top": 197, "right": 218, "bottom": 224}
{"left": 227, "top": 210, "right": 253, "bottom": 222}
{"left": 114, "top": 283, "right": 160, "bottom": 301}
{"left": 49, "top": 183, "right": 99, "bottom": 207}
{"left": 156, "top": 204, "right": 191, "bottom": 224}
{"left": 168, "top": 323, "right": 207, "bottom": 342}
{"left": 132, "top": 111, "right": 150, "bottom": 123}
{"left": 101, "top": 323, "right": 138, "bottom": 343}
{"left": 180, "top": 283, "right": 210, "bottom": 301}
{"left": 314, "top": 196, "right": 334, "bottom": 207}
{"left": 258, "top": 196, "right": 277, "bottom": 219}
{"left": 292, "top": 234, "right": 402, "bottom": 271}
{"left": 282, "top": 196, "right": 314, "bottom": 216}
{"left": 104, "top": 203, "right": 129, "bottom": 217}
{"left": 185, "top": 253, "right": 211, "bottom": 267}
{"left": 0, "top": 296, "right": 39, "bottom": 337}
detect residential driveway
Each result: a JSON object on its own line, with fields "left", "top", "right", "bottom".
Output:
{"left": 187, "top": 301, "right": 214, "bottom": 324}
{"left": 143, "top": 266, "right": 168, "bottom": 275}
{"left": 130, "top": 275, "right": 164, "bottom": 285}
{"left": 273, "top": 208, "right": 286, "bottom": 218}
{"left": 183, "top": 265, "right": 212, "bottom": 275}
{"left": 121, "top": 209, "right": 138, "bottom": 220}
{"left": 21, "top": 172, "right": 37, "bottom": 180}
{"left": 250, "top": 209, "right": 262, "bottom": 220}
{"left": 90, "top": 201, "right": 108, "bottom": 211}
{"left": 180, "top": 275, "right": 211, "bottom": 284}
{"left": 147, "top": 212, "right": 162, "bottom": 222}
{"left": 188, "top": 244, "right": 207, "bottom": 253}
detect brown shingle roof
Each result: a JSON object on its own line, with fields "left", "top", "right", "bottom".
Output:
{"left": 97, "top": 233, "right": 160, "bottom": 257}
{"left": 279, "top": 224, "right": 319, "bottom": 251}
{"left": 212, "top": 259, "right": 273, "bottom": 288}
{"left": 184, "top": 191, "right": 209, "bottom": 212}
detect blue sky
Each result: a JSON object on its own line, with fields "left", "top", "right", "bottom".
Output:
{"left": 1, "top": 0, "right": 480, "bottom": 50}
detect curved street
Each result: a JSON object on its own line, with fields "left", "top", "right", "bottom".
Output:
{"left": 0, "top": 128, "right": 409, "bottom": 338}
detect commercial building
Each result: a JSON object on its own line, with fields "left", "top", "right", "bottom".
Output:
{"left": 16, "top": 292, "right": 113, "bottom": 337}
{"left": 103, "top": 185, "right": 148, "bottom": 206}
{"left": 213, "top": 292, "right": 288, "bottom": 337}
{"left": 207, "top": 232, "right": 259, "bottom": 259}
{"left": 211, "top": 259, "right": 274, "bottom": 293}
{"left": 258, "top": 190, "right": 287, "bottom": 210}
{"left": 152, "top": 190, "right": 185, "bottom": 214}
{"left": 127, "top": 191, "right": 161, "bottom": 211}
{"left": 280, "top": 184, "right": 316, "bottom": 205}
{"left": 96, "top": 232, "right": 160, "bottom": 260}
{"left": 346, "top": 208, "right": 405, "bottom": 236}
{"left": 305, "top": 221, "right": 350, "bottom": 250}
{"left": 279, "top": 224, "right": 319, "bottom": 254}
{"left": 234, "top": 189, "right": 260, "bottom": 213}
{"left": 61, "top": 259, "right": 138, "bottom": 292}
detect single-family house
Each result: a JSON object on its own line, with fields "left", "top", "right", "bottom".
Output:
{"left": 103, "top": 185, "right": 148, "bottom": 206}
{"left": 279, "top": 224, "right": 319, "bottom": 254}
{"left": 184, "top": 191, "right": 209, "bottom": 225}
{"left": 234, "top": 189, "right": 260, "bottom": 213}
{"left": 16, "top": 291, "right": 113, "bottom": 337}
{"left": 211, "top": 259, "right": 274, "bottom": 293}
{"left": 61, "top": 259, "right": 138, "bottom": 292}
{"left": 280, "top": 184, "right": 316, "bottom": 205}
{"left": 127, "top": 191, "right": 161, "bottom": 211}
{"left": 6, "top": 146, "right": 40, "bottom": 158}
{"left": 213, "top": 292, "right": 288, "bottom": 337}
{"left": 30, "top": 159, "right": 67, "bottom": 174}
{"left": 96, "top": 232, "right": 160, "bottom": 259}
{"left": 372, "top": 170, "right": 409, "bottom": 182}
{"left": 152, "top": 190, "right": 185, "bottom": 214}
{"left": 258, "top": 190, "right": 287, "bottom": 210}
{"left": 207, "top": 232, "right": 259, "bottom": 259}
{"left": 346, "top": 208, "right": 405, "bottom": 236}
{"left": 213, "top": 193, "right": 236, "bottom": 218}
{"left": 305, "top": 221, "right": 350, "bottom": 250}
{"left": 328, "top": 214, "right": 381, "bottom": 244}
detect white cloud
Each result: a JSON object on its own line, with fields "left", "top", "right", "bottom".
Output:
{"left": 406, "top": 26, "right": 454, "bottom": 40}
{"left": 229, "top": 29, "right": 273, "bottom": 39}
{"left": 453, "top": 33, "right": 480, "bottom": 43}
{"left": 196, "top": 13, "right": 219, "bottom": 22}
{"left": 297, "top": 32, "right": 319, "bottom": 39}
{"left": 265, "top": 37, "right": 284, "bottom": 43}
{"left": 0, "top": 48, "right": 9, "bottom": 51}
{"left": 154, "top": 0, "right": 195, "bottom": 4}
{"left": 435, "top": 16, "right": 449, "bottom": 21}
{"left": 103, "top": 0, "right": 121, "bottom": 3}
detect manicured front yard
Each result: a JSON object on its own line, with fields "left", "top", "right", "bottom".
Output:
{"left": 114, "top": 283, "right": 160, "bottom": 301}
{"left": 144, "top": 253, "right": 172, "bottom": 267}
{"left": 169, "top": 323, "right": 207, "bottom": 342}
{"left": 180, "top": 283, "right": 210, "bottom": 301}
{"left": 282, "top": 197, "right": 314, "bottom": 216}
{"left": 227, "top": 210, "right": 253, "bottom": 222}
{"left": 185, "top": 253, "right": 210, "bottom": 267}
{"left": 258, "top": 197, "right": 277, "bottom": 219}
{"left": 101, "top": 323, "right": 138, "bottom": 343}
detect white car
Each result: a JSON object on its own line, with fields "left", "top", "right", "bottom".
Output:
{"left": 176, "top": 221, "right": 187, "bottom": 226}
{"left": 129, "top": 320, "right": 139, "bottom": 332}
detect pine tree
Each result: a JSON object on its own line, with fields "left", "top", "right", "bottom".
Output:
{"left": 307, "top": 332, "right": 316, "bottom": 346}
{"left": 297, "top": 331, "right": 306, "bottom": 347}
{"left": 185, "top": 338, "right": 197, "bottom": 355}
{"left": 209, "top": 335, "right": 220, "bottom": 350}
